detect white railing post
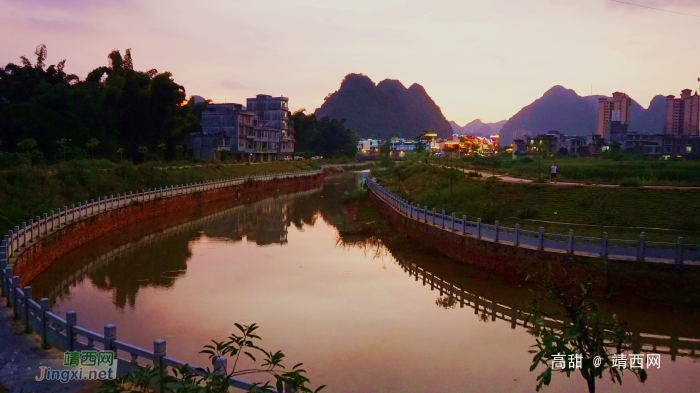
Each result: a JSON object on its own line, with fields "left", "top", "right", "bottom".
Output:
{"left": 494, "top": 221, "right": 499, "bottom": 243}
{"left": 432, "top": 209, "right": 436, "bottom": 226}
{"left": 462, "top": 215, "right": 467, "bottom": 234}
{"left": 40, "top": 298, "right": 49, "bottom": 348}
{"left": 676, "top": 237, "right": 684, "bottom": 264}
{"left": 154, "top": 339, "right": 166, "bottom": 369}
{"left": 567, "top": 230, "right": 574, "bottom": 254}
{"left": 514, "top": 224, "right": 520, "bottom": 246}
{"left": 637, "top": 232, "right": 645, "bottom": 262}
{"left": 23, "top": 286, "right": 32, "bottom": 333}
{"left": 538, "top": 227, "right": 545, "bottom": 251}
{"left": 477, "top": 219, "right": 482, "bottom": 239}
{"left": 441, "top": 210, "right": 445, "bottom": 228}
{"left": 451, "top": 213, "right": 455, "bottom": 231}
{"left": 104, "top": 324, "right": 116, "bottom": 352}
{"left": 12, "top": 276, "right": 19, "bottom": 319}
{"left": 3, "top": 268, "right": 12, "bottom": 307}
{"left": 213, "top": 356, "right": 227, "bottom": 375}
{"left": 66, "top": 311, "right": 77, "bottom": 351}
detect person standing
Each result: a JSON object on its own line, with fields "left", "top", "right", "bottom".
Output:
{"left": 550, "top": 163, "right": 557, "bottom": 182}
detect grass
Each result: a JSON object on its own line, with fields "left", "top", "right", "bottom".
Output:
{"left": 433, "top": 155, "right": 700, "bottom": 186}
{"left": 372, "top": 162, "right": 700, "bottom": 243}
{"left": 0, "top": 160, "right": 319, "bottom": 236}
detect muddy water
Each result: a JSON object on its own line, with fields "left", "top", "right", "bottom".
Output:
{"left": 30, "top": 172, "right": 700, "bottom": 392}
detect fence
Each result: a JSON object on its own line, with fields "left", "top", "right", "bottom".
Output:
{"left": 365, "top": 173, "right": 700, "bottom": 264}
{"left": 396, "top": 259, "right": 700, "bottom": 360}
{"left": 0, "top": 169, "right": 323, "bottom": 392}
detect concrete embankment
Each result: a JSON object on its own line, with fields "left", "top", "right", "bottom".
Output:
{"left": 11, "top": 172, "right": 325, "bottom": 287}
{"left": 368, "top": 188, "right": 700, "bottom": 306}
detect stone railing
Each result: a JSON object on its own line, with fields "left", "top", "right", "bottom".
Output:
{"left": 0, "top": 168, "right": 323, "bottom": 392}
{"left": 365, "top": 174, "right": 700, "bottom": 264}
{"left": 396, "top": 259, "right": 700, "bottom": 360}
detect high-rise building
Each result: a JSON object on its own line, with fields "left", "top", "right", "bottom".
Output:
{"left": 664, "top": 89, "right": 700, "bottom": 135}
{"left": 246, "top": 95, "right": 295, "bottom": 154}
{"left": 596, "top": 92, "right": 632, "bottom": 142}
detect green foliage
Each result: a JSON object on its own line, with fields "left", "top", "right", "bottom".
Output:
{"left": 17, "top": 138, "right": 38, "bottom": 151}
{"left": 99, "top": 323, "right": 324, "bottom": 393}
{"left": 371, "top": 161, "right": 700, "bottom": 242}
{"left": 0, "top": 45, "right": 195, "bottom": 162}
{"left": 525, "top": 268, "right": 647, "bottom": 392}
{"left": 291, "top": 111, "right": 359, "bottom": 157}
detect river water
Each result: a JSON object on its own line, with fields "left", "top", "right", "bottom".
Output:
{"left": 30, "top": 172, "right": 700, "bottom": 392}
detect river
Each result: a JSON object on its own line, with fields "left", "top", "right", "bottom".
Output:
{"left": 29, "top": 171, "right": 700, "bottom": 392}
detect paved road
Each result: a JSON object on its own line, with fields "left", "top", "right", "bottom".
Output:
{"left": 0, "top": 298, "right": 96, "bottom": 393}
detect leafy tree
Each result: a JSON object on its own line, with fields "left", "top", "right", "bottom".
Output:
{"left": 86, "top": 138, "right": 100, "bottom": 159}
{"left": 99, "top": 323, "right": 325, "bottom": 393}
{"left": 138, "top": 145, "right": 149, "bottom": 161}
{"left": 17, "top": 138, "right": 37, "bottom": 151}
{"left": 0, "top": 45, "right": 196, "bottom": 162}
{"left": 290, "top": 111, "right": 359, "bottom": 158}
{"left": 157, "top": 142, "right": 167, "bottom": 160}
{"left": 116, "top": 147, "right": 125, "bottom": 161}
{"left": 174, "top": 144, "right": 184, "bottom": 160}
{"left": 526, "top": 267, "right": 647, "bottom": 393}
{"left": 56, "top": 138, "right": 71, "bottom": 162}
{"left": 440, "top": 168, "right": 462, "bottom": 196}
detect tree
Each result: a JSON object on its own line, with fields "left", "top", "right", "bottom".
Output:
{"left": 0, "top": 45, "right": 194, "bottom": 162}
{"left": 174, "top": 144, "right": 184, "bottom": 160}
{"left": 17, "top": 138, "right": 37, "bottom": 151}
{"left": 56, "top": 138, "right": 71, "bottom": 162}
{"left": 157, "top": 142, "right": 167, "bottom": 161}
{"left": 537, "top": 140, "right": 550, "bottom": 180}
{"left": 526, "top": 267, "right": 647, "bottom": 393}
{"left": 85, "top": 138, "right": 100, "bottom": 159}
{"left": 440, "top": 168, "right": 463, "bottom": 196}
{"left": 138, "top": 145, "right": 149, "bottom": 161}
{"left": 116, "top": 147, "right": 125, "bottom": 161}
{"left": 100, "top": 323, "right": 325, "bottom": 393}
{"left": 290, "top": 111, "right": 359, "bottom": 158}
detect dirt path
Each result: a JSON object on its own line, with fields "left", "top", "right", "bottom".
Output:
{"left": 438, "top": 165, "right": 700, "bottom": 190}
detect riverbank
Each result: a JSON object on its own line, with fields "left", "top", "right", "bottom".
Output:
{"left": 0, "top": 160, "right": 319, "bottom": 236}
{"left": 372, "top": 162, "right": 700, "bottom": 243}
{"left": 439, "top": 155, "right": 700, "bottom": 186}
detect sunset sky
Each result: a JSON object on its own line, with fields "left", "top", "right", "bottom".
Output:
{"left": 2, "top": 0, "right": 699, "bottom": 125}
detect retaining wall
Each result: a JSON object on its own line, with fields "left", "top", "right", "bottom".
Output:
{"left": 368, "top": 181, "right": 700, "bottom": 305}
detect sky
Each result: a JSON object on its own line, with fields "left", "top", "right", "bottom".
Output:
{"left": 1, "top": 0, "right": 700, "bottom": 125}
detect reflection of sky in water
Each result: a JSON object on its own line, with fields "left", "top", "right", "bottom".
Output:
{"left": 28, "top": 174, "right": 700, "bottom": 392}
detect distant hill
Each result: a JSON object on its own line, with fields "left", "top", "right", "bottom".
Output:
{"left": 314, "top": 73, "right": 453, "bottom": 140}
{"left": 498, "top": 86, "right": 666, "bottom": 145}
{"left": 450, "top": 119, "right": 507, "bottom": 137}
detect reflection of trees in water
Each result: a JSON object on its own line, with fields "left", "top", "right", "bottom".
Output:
{"left": 435, "top": 296, "right": 457, "bottom": 309}
{"left": 89, "top": 229, "right": 200, "bottom": 309}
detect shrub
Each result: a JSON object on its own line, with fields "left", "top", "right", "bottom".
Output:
{"left": 516, "top": 206, "right": 539, "bottom": 220}
{"left": 620, "top": 179, "right": 641, "bottom": 187}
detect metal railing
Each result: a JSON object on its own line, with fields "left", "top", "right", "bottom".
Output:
{"left": 0, "top": 168, "right": 323, "bottom": 392}
{"left": 365, "top": 173, "right": 700, "bottom": 264}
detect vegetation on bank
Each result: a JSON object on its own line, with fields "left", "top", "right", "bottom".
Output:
{"left": 436, "top": 155, "right": 700, "bottom": 186}
{"left": 0, "top": 160, "right": 318, "bottom": 236}
{"left": 371, "top": 161, "right": 700, "bottom": 243}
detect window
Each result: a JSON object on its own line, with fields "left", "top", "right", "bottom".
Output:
{"left": 687, "top": 146, "right": 692, "bottom": 153}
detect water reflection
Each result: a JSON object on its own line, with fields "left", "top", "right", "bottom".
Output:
{"left": 28, "top": 172, "right": 700, "bottom": 392}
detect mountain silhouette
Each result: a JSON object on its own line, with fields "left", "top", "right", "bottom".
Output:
{"left": 451, "top": 119, "right": 507, "bottom": 137}
{"left": 498, "top": 86, "right": 665, "bottom": 145}
{"left": 315, "top": 73, "right": 453, "bottom": 140}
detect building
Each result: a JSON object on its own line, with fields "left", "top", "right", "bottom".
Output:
{"left": 246, "top": 95, "right": 295, "bottom": 154}
{"left": 664, "top": 89, "right": 700, "bottom": 136}
{"left": 597, "top": 92, "right": 632, "bottom": 143}
{"left": 187, "top": 95, "right": 296, "bottom": 162}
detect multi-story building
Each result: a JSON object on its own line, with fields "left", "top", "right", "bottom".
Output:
{"left": 664, "top": 89, "right": 700, "bottom": 136}
{"left": 187, "top": 95, "right": 296, "bottom": 162}
{"left": 597, "top": 92, "right": 632, "bottom": 143}
{"left": 246, "top": 95, "right": 295, "bottom": 154}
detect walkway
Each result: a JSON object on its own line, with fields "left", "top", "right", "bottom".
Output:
{"left": 0, "top": 298, "right": 96, "bottom": 393}
{"left": 437, "top": 165, "right": 700, "bottom": 190}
